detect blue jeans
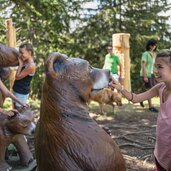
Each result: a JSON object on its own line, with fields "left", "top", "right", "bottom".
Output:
{"left": 13, "top": 91, "right": 29, "bottom": 107}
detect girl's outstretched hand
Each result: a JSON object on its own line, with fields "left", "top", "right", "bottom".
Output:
{"left": 108, "top": 77, "right": 122, "bottom": 91}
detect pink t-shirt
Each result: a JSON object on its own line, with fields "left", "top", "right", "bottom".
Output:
{"left": 154, "top": 83, "right": 171, "bottom": 170}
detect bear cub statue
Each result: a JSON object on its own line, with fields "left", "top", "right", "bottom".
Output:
{"left": 0, "top": 107, "right": 35, "bottom": 171}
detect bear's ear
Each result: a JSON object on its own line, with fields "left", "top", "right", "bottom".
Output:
{"left": 45, "top": 52, "right": 68, "bottom": 76}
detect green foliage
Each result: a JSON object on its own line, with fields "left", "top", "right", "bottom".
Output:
{"left": 68, "top": 0, "right": 171, "bottom": 91}
{"left": 0, "top": 0, "right": 81, "bottom": 98}
{"left": 0, "top": 0, "right": 171, "bottom": 98}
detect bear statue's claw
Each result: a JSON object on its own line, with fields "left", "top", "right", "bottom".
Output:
{"left": 5, "top": 167, "right": 12, "bottom": 171}
{"left": 101, "top": 125, "right": 112, "bottom": 136}
{"left": 0, "top": 162, "right": 12, "bottom": 171}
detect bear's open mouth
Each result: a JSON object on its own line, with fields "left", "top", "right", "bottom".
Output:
{"left": 91, "top": 87, "right": 105, "bottom": 91}
{"left": 91, "top": 78, "right": 113, "bottom": 91}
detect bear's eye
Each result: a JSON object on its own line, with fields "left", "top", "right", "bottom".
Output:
{"left": 21, "top": 120, "right": 30, "bottom": 128}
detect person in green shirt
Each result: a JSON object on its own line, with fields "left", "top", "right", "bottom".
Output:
{"left": 103, "top": 45, "right": 122, "bottom": 82}
{"left": 140, "top": 39, "right": 158, "bottom": 112}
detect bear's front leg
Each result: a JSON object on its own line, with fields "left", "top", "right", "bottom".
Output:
{"left": 0, "top": 139, "right": 12, "bottom": 171}
{"left": 12, "top": 135, "right": 33, "bottom": 166}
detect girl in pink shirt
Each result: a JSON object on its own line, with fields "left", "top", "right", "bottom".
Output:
{"left": 110, "top": 49, "right": 171, "bottom": 171}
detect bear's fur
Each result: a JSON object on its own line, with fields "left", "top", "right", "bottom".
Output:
{"left": 0, "top": 44, "right": 19, "bottom": 67}
{"left": 0, "top": 108, "right": 35, "bottom": 171}
{"left": 35, "top": 52, "right": 126, "bottom": 171}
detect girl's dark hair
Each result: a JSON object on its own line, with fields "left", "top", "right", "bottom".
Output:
{"left": 19, "top": 43, "right": 34, "bottom": 56}
{"left": 146, "top": 39, "right": 157, "bottom": 51}
{"left": 156, "top": 50, "right": 171, "bottom": 63}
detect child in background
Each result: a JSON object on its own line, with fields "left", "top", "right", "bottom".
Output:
{"left": 109, "top": 49, "right": 171, "bottom": 171}
{"left": 13, "top": 43, "right": 36, "bottom": 111}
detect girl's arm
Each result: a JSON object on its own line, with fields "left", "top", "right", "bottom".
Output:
{"left": 15, "top": 59, "right": 35, "bottom": 80}
{"left": 0, "top": 80, "right": 28, "bottom": 107}
{"left": 109, "top": 80, "right": 162, "bottom": 103}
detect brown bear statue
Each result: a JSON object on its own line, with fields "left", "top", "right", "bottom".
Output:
{"left": 35, "top": 52, "right": 126, "bottom": 171}
{"left": 0, "top": 108, "right": 35, "bottom": 171}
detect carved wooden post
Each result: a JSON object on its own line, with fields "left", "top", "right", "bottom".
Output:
{"left": 6, "top": 19, "right": 17, "bottom": 92}
{"left": 112, "top": 33, "right": 131, "bottom": 91}
{"left": 6, "top": 19, "right": 16, "bottom": 47}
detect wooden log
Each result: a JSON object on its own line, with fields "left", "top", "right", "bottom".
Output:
{"left": 112, "top": 33, "right": 131, "bottom": 91}
{"left": 5, "top": 19, "right": 18, "bottom": 91}
{"left": 6, "top": 19, "right": 15, "bottom": 47}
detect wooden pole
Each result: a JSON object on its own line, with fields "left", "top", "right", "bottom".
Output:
{"left": 112, "top": 33, "right": 131, "bottom": 91}
{"left": 6, "top": 19, "right": 16, "bottom": 47}
{"left": 5, "top": 19, "right": 17, "bottom": 92}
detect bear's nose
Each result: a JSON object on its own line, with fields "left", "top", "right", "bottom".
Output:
{"left": 31, "top": 129, "right": 35, "bottom": 134}
{"left": 30, "top": 122, "right": 36, "bottom": 135}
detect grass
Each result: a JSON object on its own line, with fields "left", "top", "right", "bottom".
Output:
{"left": 3, "top": 96, "right": 158, "bottom": 171}
{"left": 3, "top": 96, "right": 160, "bottom": 115}
{"left": 89, "top": 96, "right": 160, "bottom": 115}
{"left": 3, "top": 97, "right": 41, "bottom": 110}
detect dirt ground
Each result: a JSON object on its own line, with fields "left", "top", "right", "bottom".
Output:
{"left": 8, "top": 98, "right": 159, "bottom": 171}
{"left": 89, "top": 99, "right": 159, "bottom": 171}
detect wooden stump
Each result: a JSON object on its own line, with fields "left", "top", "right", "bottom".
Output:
{"left": 112, "top": 33, "right": 131, "bottom": 91}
